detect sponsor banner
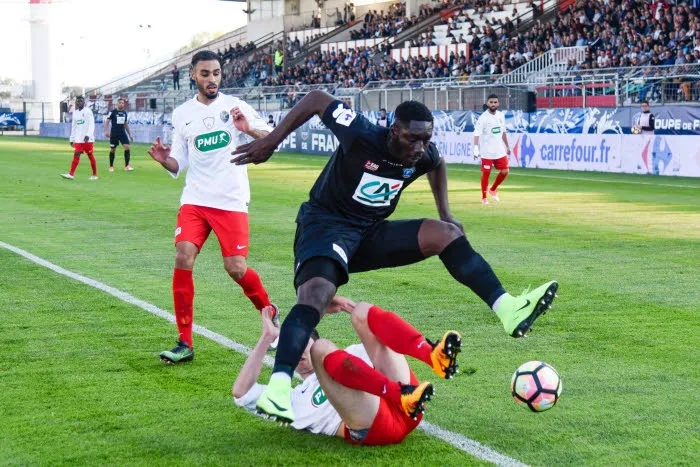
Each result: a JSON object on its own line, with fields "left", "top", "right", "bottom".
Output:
{"left": 511, "top": 133, "right": 700, "bottom": 176}
{"left": 93, "top": 111, "right": 165, "bottom": 125}
{"left": 40, "top": 123, "right": 167, "bottom": 144}
{"left": 0, "top": 112, "right": 26, "bottom": 129}
{"left": 529, "top": 106, "right": 700, "bottom": 136}
{"left": 42, "top": 116, "right": 700, "bottom": 177}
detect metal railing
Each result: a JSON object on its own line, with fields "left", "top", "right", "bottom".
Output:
{"left": 359, "top": 78, "right": 531, "bottom": 111}
{"left": 498, "top": 46, "right": 587, "bottom": 86}
{"left": 80, "top": 63, "right": 700, "bottom": 118}
{"left": 534, "top": 64, "right": 700, "bottom": 106}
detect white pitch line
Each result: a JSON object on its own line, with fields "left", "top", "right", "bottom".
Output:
{"left": 1, "top": 240, "right": 527, "bottom": 467}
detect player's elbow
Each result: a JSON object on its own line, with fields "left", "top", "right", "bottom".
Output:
{"left": 306, "top": 90, "right": 335, "bottom": 113}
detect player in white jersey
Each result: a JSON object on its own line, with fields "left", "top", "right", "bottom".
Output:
{"left": 61, "top": 96, "right": 98, "bottom": 181}
{"left": 147, "top": 50, "right": 278, "bottom": 364}
{"left": 473, "top": 94, "right": 511, "bottom": 205}
{"left": 233, "top": 298, "right": 462, "bottom": 445}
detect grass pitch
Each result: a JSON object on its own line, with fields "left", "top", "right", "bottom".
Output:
{"left": 1, "top": 136, "right": 698, "bottom": 465}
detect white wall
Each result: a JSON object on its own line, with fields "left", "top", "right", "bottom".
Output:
{"left": 247, "top": 17, "right": 285, "bottom": 43}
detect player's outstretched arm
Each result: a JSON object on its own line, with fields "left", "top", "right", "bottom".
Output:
{"left": 427, "top": 158, "right": 464, "bottom": 232}
{"left": 232, "top": 307, "right": 280, "bottom": 398}
{"left": 147, "top": 136, "right": 179, "bottom": 174}
{"left": 231, "top": 90, "right": 336, "bottom": 165}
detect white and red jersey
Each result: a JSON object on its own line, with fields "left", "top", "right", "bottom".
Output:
{"left": 474, "top": 110, "right": 507, "bottom": 159}
{"left": 70, "top": 107, "right": 95, "bottom": 143}
{"left": 169, "top": 93, "right": 271, "bottom": 212}
{"left": 234, "top": 344, "right": 372, "bottom": 436}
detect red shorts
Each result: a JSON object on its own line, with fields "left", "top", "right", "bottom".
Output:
{"left": 481, "top": 155, "right": 509, "bottom": 171}
{"left": 73, "top": 142, "right": 94, "bottom": 154}
{"left": 343, "top": 370, "right": 422, "bottom": 446}
{"left": 174, "top": 204, "right": 249, "bottom": 257}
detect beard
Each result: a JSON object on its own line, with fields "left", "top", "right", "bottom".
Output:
{"left": 197, "top": 82, "right": 219, "bottom": 100}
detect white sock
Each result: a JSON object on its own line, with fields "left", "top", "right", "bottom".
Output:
{"left": 270, "top": 372, "right": 292, "bottom": 383}
{"left": 492, "top": 293, "right": 510, "bottom": 313}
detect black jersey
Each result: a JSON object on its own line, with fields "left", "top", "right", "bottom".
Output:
{"left": 300, "top": 100, "right": 441, "bottom": 227}
{"left": 107, "top": 109, "right": 128, "bottom": 134}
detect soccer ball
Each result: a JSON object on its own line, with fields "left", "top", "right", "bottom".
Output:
{"left": 511, "top": 361, "right": 562, "bottom": 412}
{"left": 631, "top": 125, "right": 642, "bottom": 134}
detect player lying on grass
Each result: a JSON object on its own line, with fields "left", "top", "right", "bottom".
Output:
{"left": 232, "top": 298, "right": 461, "bottom": 445}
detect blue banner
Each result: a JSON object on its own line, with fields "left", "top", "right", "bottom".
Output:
{"left": 0, "top": 112, "right": 25, "bottom": 129}
{"left": 268, "top": 105, "right": 700, "bottom": 140}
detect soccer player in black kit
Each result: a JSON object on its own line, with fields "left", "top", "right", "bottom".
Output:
{"left": 105, "top": 98, "right": 135, "bottom": 172}
{"left": 231, "top": 91, "right": 558, "bottom": 423}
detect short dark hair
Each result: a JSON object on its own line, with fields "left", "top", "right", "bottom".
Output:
{"left": 487, "top": 94, "right": 499, "bottom": 100}
{"left": 117, "top": 98, "right": 126, "bottom": 103}
{"left": 395, "top": 100, "right": 433, "bottom": 123}
{"left": 75, "top": 95, "right": 84, "bottom": 100}
{"left": 380, "top": 107, "right": 386, "bottom": 112}
{"left": 191, "top": 50, "right": 221, "bottom": 68}
{"left": 310, "top": 329, "right": 320, "bottom": 341}
{"left": 642, "top": 100, "right": 650, "bottom": 105}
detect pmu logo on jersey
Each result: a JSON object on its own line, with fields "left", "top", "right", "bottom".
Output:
{"left": 491, "top": 126, "right": 502, "bottom": 134}
{"left": 311, "top": 386, "right": 328, "bottom": 408}
{"left": 194, "top": 130, "right": 231, "bottom": 152}
{"left": 353, "top": 173, "right": 403, "bottom": 207}
{"left": 76, "top": 120, "right": 85, "bottom": 124}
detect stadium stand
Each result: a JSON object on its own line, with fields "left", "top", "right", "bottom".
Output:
{"left": 78, "top": 0, "right": 700, "bottom": 116}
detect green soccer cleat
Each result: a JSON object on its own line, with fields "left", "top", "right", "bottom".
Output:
{"left": 256, "top": 375, "right": 294, "bottom": 424}
{"left": 160, "top": 339, "right": 194, "bottom": 364}
{"left": 496, "top": 281, "right": 559, "bottom": 338}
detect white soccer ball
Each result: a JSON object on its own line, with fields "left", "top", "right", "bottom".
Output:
{"left": 511, "top": 361, "right": 562, "bottom": 412}
{"left": 631, "top": 125, "right": 642, "bottom": 134}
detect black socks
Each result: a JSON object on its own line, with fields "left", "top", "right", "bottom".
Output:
{"left": 439, "top": 236, "right": 506, "bottom": 308}
{"left": 272, "top": 304, "right": 322, "bottom": 377}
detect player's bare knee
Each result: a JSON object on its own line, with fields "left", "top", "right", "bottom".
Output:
{"left": 419, "top": 220, "right": 464, "bottom": 256}
{"left": 175, "top": 244, "right": 197, "bottom": 269}
{"left": 297, "top": 277, "right": 336, "bottom": 315}
{"left": 502, "top": 169, "right": 509, "bottom": 175}
{"left": 224, "top": 257, "right": 247, "bottom": 281}
{"left": 350, "top": 302, "right": 372, "bottom": 327}
{"left": 310, "top": 339, "right": 337, "bottom": 366}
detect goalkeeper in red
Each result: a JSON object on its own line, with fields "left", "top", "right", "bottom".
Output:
{"left": 147, "top": 50, "right": 278, "bottom": 363}
{"left": 473, "top": 94, "right": 511, "bottom": 205}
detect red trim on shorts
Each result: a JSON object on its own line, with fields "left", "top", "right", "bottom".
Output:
{"left": 343, "top": 370, "right": 422, "bottom": 446}
{"left": 174, "top": 204, "right": 250, "bottom": 257}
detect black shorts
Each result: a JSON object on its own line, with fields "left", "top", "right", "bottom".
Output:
{"left": 110, "top": 133, "right": 130, "bottom": 148}
{"left": 293, "top": 213, "right": 426, "bottom": 288}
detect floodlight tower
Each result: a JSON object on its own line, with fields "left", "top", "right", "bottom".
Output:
{"left": 29, "top": 0, "right": 60, "bottom": 123}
